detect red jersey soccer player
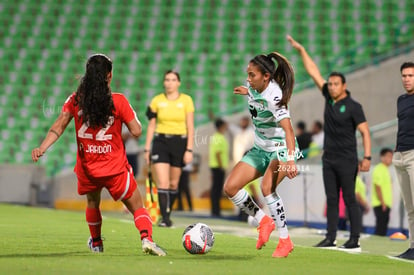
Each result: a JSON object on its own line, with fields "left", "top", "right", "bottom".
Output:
{"left": 32, "top": 54, "right": 166, "bottom": 256}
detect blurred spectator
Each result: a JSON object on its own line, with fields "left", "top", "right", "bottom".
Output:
{"left": 307, "top": 120, "right": 324, "bottom": 158}
{"left": 209, "top": 118, "right": 229, "bottom": 217}
{"left": 311, "top": 120, "right": 324, "bottom": 149}
{"left": 295, "top": 121, "right": 312, "bottom": 158}
{"left": 232, "top": 116, "right": 254, "bottom": 165}
{"left": 371, "top": 148, "right": 393, "bottom": 236}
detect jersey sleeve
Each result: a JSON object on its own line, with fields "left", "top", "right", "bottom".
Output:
{"left": 116, "top": 94, "right": 139, "bottom": 124}
{"left": 185, "top": 94, "right": 195, "bottom": 113}
{"left": 149, "top": 96, "right": 158, "bottom": 113}
{"left": 372, "top": 166, "right": 383, "bottom": 187}
{"left": 266, "top": 92, "right": 291, "bottom": 122}
{"left": 352, "top": 101, "right": 366, "bottom": 126}
{"left": 271, "top": 105, "right": 290, "bottom": 122}
{"left": 62, "top": 93, "right": 76, "bottom": 115}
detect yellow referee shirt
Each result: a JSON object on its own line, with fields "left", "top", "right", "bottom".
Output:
{"left": 209, "top": 132, "right": 229, "bottom": 169}
{"left": 371, "top": 163, "right": 392, "bottom": 208}
{"left": 149, "top": 93, "right": 194, "bottom": 135}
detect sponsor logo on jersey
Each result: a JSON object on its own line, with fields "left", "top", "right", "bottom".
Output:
{"left": 249, "top": 100, "right": 265, "bottom": 111}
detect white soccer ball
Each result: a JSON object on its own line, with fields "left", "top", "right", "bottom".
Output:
{"left": 182, "top": 223, "right": 215, "bottom": 254}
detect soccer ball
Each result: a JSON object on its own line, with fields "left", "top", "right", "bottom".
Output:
{"left": 182, "top": 223, "right": 215, "bottom": 254}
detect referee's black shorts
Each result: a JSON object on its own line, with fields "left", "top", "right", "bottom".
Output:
{"left": 151, "top": 133, "right": 187, "bottom": 167}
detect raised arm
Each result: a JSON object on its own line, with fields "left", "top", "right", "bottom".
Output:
{"left": 286, "top": 35, "right": 326, "bottom": 91}
{"left": 32, "top": 111, "right": 73, "bottom": 162}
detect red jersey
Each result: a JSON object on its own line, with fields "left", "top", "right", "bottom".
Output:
{"left": 62, "top": 93, "right": 138, "bottom": 178}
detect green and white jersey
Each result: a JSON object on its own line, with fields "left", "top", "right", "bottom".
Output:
{"left": 247, "top": 80, "right": 290, "bottom": 152}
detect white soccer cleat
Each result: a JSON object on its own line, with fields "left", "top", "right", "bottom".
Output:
{"left": 87, "top": 237, "right": 104, "bottom": 253}
{"left": 142, "top": 238, "right": 167, "bottom": 256}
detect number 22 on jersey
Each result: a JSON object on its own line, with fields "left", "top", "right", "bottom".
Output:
{"left": 77, "top": 116, "right": 114, "bottom": 141}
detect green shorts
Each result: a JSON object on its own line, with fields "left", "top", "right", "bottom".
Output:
{"left": 241, "top": 146, "right": 298, "bottom": 175}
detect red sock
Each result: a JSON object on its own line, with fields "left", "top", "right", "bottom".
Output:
{"left": 134, "top": 208, "right": 153, "bottom": 241}
{"left": 86, "top": 208, "right": 102, "bottom": 246}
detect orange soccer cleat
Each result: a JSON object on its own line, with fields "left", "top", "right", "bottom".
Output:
{"left": 256, "top": 216, "right": 275, "bottom": 249}
{"left": 272, "top": 236, "right": 294, "bottom": 258}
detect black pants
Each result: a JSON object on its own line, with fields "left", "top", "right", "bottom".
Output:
{"left": 211, "top": 168, "right": 225, "bottom": 216}
{"left": 177, "top": 170, "right": 193, "bottom": 211}
{"left": 323, "top": 156, "right": 361, "bottom": 240}
{"left": 373, "top": 206, "right": 390, "bottom": 236}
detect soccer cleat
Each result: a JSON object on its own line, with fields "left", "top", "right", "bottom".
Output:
{"left": 338, "top": 238, "right": 361, "bottom": 253}
{"left": 314, "top": 238, "right": 337, "bottom": 249}
{"left": 396, "top": 248, "right": 414, "bottom": 260}
{"left": 272, "top": 236, "right": 294, "bottom": 258}
{"left": 142, "top": 238, "right": 167, "bottom": 256}
{"left": 256, "top": 216, "right": 275, "bottom": 249}
{"left": 87, "top": 237, "right": 104, "bottom": 253}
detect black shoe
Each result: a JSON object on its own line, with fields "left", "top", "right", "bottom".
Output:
{"left": 158, "top": 219, "right": 173, "bottom": 228}
{"left": 338, "top": 238, "right": 361, "bottom": 253}
{"left": 397, "top": 248, "right": 414, "bottom": 260}
{"left": 314, "top": 238, "right": 337, "bottom": 249}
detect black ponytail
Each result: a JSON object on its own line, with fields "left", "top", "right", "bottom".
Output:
{"left": 250, "top": 52, "right": 295, "bottom": 108}
{"left": 76, "top": 54, "right": 114, "bottom": 128}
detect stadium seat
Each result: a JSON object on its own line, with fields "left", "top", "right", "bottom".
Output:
{"left": 1, "top": 0, "right": 413, "bottom": 175}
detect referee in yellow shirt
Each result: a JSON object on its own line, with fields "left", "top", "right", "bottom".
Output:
{"left": 144, "top": 70, "right": 194, "bottom": 227}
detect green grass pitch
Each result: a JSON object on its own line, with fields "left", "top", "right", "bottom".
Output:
{"left": 1, "top": 203, "right": 413, "bottom": 274}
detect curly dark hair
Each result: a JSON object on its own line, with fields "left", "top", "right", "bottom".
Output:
{"left": 76, "top": 54, "right": 114, "bottom": 128}
{"left": 250, "top": 52, "right": 295, "bottom": 108}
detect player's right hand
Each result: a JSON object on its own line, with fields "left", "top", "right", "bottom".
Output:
{"left": 31, "top": 148, "right": 45, "bottom": 162}
{"left": 234, "top": 86, "right": 248, "bottom": 95}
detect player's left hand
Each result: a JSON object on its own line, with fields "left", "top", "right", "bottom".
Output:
{"left": 359, "top": 159, "right": 370, "bottom": 172}
{"left": 233, "top": 86, "right": 248, "bottom": 95}
{"left": 31, "top": 147, "right": 45, "bottom": 162}
{"left": 183, "top": 151, "right": 193, "bottom": 165}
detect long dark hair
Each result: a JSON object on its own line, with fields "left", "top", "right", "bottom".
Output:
{"left": 76, "top": 54, "right": 114, "bottom": 128}
{"left": 250, "top": 52, "right": 295, "bottom": 108}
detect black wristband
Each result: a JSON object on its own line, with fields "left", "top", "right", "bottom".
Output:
{"left": 144, "top": 149, "right": 150, "bottom": 153}
{"left": 363, "top": 156, "right": 371, "bottom": 160}
{"left": 186, "top": 149, "right": 193, "bottom": 153}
